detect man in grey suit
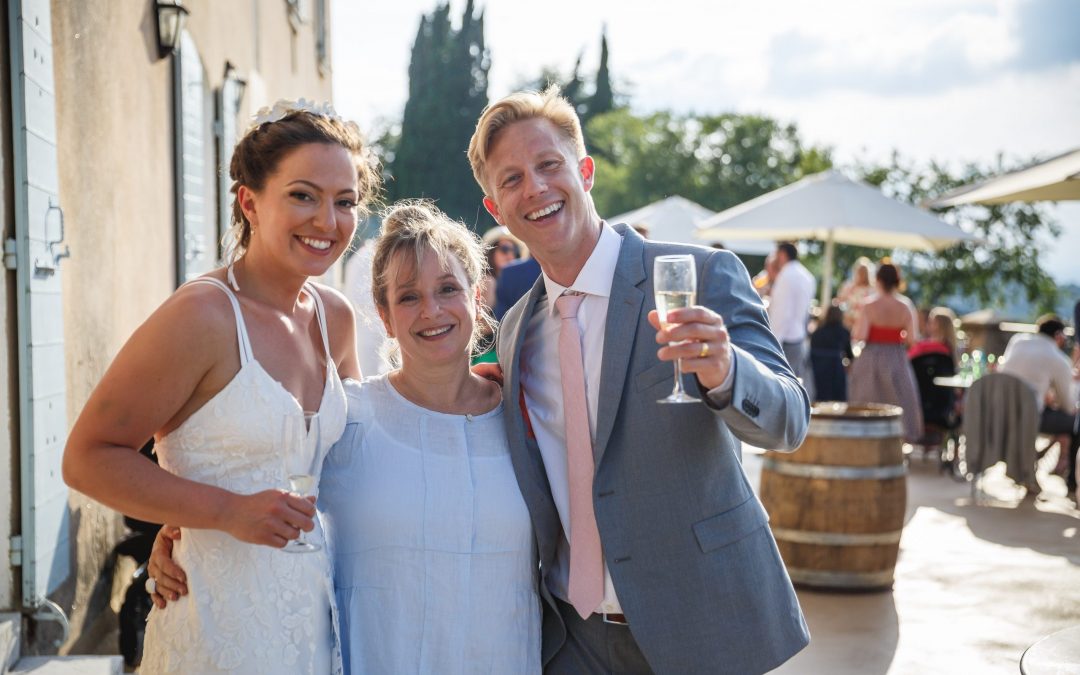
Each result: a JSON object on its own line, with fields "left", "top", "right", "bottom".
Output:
{"left": 467, "top": 87, "right": 810, "bottom": 674}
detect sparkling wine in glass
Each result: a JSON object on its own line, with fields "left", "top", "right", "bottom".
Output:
{"left": 654, "top": 255, "right": 700, "bottom": 404}
{"left": 281, "top": 411, "right": 321, "bottom": 553}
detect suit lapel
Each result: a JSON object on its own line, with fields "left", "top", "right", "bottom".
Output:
{"left": 594, "top": 225, "right": 647, "bottom": 464}
{"left": 500, "top": 276, "right": 560, "bottom": 559}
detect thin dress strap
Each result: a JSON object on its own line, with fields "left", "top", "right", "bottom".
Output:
{"left": 305, "top": 283, "right": 334, "bottom": 376}
{"left": 184, "top": 277, "right": 255, "bottom": 365}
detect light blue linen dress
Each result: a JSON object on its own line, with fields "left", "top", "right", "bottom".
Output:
{"left": 319, "top": 376, "right": 541, "bottom": 674}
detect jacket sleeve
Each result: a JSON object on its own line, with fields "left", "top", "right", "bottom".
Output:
{"left": 698, "top": 249, "right": 811, "bottom": 451}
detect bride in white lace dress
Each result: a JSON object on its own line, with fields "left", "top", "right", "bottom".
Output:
{"left": 63, "top": 101, "right": 381, "bottom": 674}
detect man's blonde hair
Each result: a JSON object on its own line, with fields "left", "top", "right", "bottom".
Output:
{"left": 467, "top": 85, "right": 586, "bottom": 194}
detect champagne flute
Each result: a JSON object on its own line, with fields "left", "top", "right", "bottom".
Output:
{"left": 281, "top": 411, "right": 322, "bottom": 553}
{"left": 654, "top": 254, "right": 700, "bottom": 404}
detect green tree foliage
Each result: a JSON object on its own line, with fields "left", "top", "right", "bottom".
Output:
{"left": 852, "top": 155, "right": 1061, "bottom": 313}
{"left": 389, "top": 1, "right": 490, "bottom": 228}
{"left": 586, "top": 108, "right": 833, "bottom": 218}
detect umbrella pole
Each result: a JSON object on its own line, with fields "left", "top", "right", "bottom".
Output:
{"left": 820, "top": 230, "right": 835, "bottom": 308}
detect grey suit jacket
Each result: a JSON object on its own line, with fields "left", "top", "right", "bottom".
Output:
{"left": 497, "top": 225, "right": 811, "bottom": 674}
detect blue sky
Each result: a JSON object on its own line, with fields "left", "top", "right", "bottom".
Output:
{"left": 331, "top": 0, "right": 1080, "bottom": 284}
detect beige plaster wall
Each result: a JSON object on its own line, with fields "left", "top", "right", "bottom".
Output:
{"left": 45, "top": 0, "right": 333, "bottom": 654}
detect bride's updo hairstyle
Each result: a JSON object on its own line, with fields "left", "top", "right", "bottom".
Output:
{"left": 222, "top": 100, "right": 382, "bottom": 265}
{"left": 371, "top": 200, "right": 495, "bottom": 359}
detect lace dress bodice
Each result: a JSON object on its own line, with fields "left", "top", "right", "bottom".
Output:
{"left": 140, "top": 277, "right": 345, "bottom": 674}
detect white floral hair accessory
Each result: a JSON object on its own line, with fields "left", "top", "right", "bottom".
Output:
{"left": 252, "top": 98, "right": 340, "bottom": 126}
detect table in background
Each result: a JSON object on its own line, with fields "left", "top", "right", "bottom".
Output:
{"left": 1020, "top": 624, "right": 1080, "bottom": 674}
{"left": 933, "top": 375, "right": 975, "bottom": 389}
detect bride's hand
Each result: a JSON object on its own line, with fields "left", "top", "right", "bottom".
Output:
{"left": 223, "top": 489, "right": 317, "bottom": 548}
{"left": 147, "top": 526, "right": 186, "bottom": 609}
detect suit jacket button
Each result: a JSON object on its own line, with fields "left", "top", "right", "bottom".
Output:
{"left": 742, "top": 399, "right": 760, "bottom": 417}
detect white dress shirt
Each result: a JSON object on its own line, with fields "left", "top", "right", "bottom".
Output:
{"left": 521, "top": 223, "right": 624, "bottom": 613}
{"left": 999, "top": 332, "right": 1077, "bottom": 415}
{"left": 768, "top": 260, "right": 815, "bottom": 343}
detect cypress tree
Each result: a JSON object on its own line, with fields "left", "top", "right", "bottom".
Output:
{"left": 589, "top": 30, "right": 615, "bottom": 121}
{"left": 390, "top": 2, "right": 490, "bottom": 228}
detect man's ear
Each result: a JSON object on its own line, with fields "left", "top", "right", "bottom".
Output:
{"left": 482, "top": 196, "right": 503, "bottom": 225}
{"left": 579, "top": 156, "right": 596, "bottom": 193}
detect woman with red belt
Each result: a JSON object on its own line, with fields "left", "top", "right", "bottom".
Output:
{"left": 849, "top": 262, "right": 924, "bottom": 443}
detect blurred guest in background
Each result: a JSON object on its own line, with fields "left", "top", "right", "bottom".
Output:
{"left": 494, "top": 256, "right": 542, "bottom": 320}
{"left": 999, "top": 315, "right": 1079, "bottom": 502}
{"left": 849, "top": 262, "right": 924, "bottom": 443}
{"left": 475, "top": 226, "right": 526, "bottom": 363}
{"left": 837, "top": 256, "right": 875, "bottom": 328}
{"left": 1073, "top": 299, "right": 1079, "bottom": 367}
{"left": 480, "top": 225, "right": 525, "bottom": 310}
{"left": 768, "top": 242, "right": 816, "bottom": 399}
{"left": 752, "top": 250, "right": 779, "bottom": 300}
{"left": 810, "top": 305, "right": 853, "bottom": 402}
{"left": 908, "top": 306, "right": 960, "bottom": 448}
{"left": 908, "top": 306, "right": 959, "bottom": 364}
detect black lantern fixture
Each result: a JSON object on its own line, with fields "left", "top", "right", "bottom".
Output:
{"left": 223, "top": 62, "right": 248, "bottom": 104}
{"left": 155, "top": 0, "right": 189, "bottom": 58}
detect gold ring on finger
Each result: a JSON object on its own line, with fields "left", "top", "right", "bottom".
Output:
{"left": 699, "top": 341, "right": 709, "bottom": 359}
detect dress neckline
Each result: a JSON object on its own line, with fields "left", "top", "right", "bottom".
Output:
{"left": 176, "top": 274, "right": 338, "bottom": 424}
{"left": 378, "top": 373, "right": 502, "bottom": 421}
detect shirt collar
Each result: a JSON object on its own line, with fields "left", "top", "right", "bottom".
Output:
{"left": 542, "top": 221, "right": 622, "bottom": 316}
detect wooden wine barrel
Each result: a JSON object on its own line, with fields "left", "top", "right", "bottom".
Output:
{"left": 759, "top": 402, "right": 907, "bottom": 591}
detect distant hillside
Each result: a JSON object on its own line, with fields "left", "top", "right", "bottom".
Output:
{"left": 931, "top": 282, "right": 1079, "bottom": 323}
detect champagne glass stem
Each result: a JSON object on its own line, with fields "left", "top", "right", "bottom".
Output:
{"left": 672, "top": 355, "right": 686, "bottom": 397}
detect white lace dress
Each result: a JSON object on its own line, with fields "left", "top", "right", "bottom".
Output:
{"left": 140, "top": 277, "right": 345, "bottom": 674}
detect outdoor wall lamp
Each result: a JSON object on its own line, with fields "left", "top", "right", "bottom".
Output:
{"left": 155, "top": 0, "right": 189, "bottom": 58}
{"left": 224, "top": 62, "right": 248, "bottom": 104}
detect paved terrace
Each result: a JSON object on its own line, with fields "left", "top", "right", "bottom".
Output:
{"left": 743, "top": 445, "right": 1080, "bottom": 674}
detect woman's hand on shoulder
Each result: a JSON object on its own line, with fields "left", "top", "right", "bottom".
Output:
{"left": 471, "top": 362, "right": 504, "bottom": 387}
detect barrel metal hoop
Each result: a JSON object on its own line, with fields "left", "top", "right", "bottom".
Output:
{"left": 761, "top": 457, "right": 907, "bottom": 480}
{"left": 807, "top": 417, "right": 904, "bottom": 438}
{"left": 771, "top": 527, "right": 903, "bottom": 546}
{"left": 786, "top": 567, "right": 895, "bottom": 589}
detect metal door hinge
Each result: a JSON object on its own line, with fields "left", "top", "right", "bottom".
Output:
{"left": 9, "top": 536, "right": 22, "bottom": 567}
{"left": 3, "top": 239, "right": 16, "bottom": 271}
{"left": 34, "top": 200, "right": 71, "bottom": 274}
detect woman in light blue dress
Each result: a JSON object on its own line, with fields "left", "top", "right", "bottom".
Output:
{"left": 151, "top": 200, "right": 541, "bottom": 674}
{"left": 321, "top": 200, "right": 540, "bottom": 673}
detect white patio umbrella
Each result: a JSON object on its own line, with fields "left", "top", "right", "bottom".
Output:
{"left": 695, "top": 170, "right": 977, "bottom": 305}
{"left": 611, "top": 195, "right": 774, "bottom": 255}
{"left": 928, "top": 148, "right": 1080, "bottom": 206}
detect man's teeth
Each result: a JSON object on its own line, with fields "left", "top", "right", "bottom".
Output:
{"left": 419, "top": 326, "right": 452, "bottom": 337}
{"left": 299, "top": 236, "right": 332, "bottom": 250}
{"left": 526, "top": 202, "right": 563, "bottom": 221}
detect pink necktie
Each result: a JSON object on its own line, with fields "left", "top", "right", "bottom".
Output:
{"left": 556, "top": 292, "right": 604, "bottom": 618}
